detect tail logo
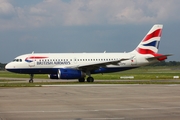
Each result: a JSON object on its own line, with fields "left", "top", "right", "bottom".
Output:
{"left": 136, "top": 26, "right": 162, "bottom": 55}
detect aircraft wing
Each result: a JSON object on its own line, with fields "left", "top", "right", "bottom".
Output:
{"left": 67, "top": 57, "right": 132, "bottom": 71}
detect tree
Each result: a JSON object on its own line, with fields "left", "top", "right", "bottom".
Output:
{"left": 0, "top": 63, "right": 6, "bottom": 70}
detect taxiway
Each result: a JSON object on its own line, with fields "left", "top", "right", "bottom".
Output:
{"left": 0, "top": 84, "right": 180, "bottom": 120}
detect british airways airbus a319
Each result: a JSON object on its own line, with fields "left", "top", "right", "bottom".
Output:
{"left": 5, "top": 24, "right": 171, "bottom": 83}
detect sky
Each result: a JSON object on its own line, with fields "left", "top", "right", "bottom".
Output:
{"left": 0, "top": 0, "right": 180, "bottom": 63}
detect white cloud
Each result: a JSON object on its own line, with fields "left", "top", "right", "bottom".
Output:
{"left": 0, "top": 0, "right": 15, "bottom": 19}
{"left": 0, "top": 0, "right": 180, "bottom": 30}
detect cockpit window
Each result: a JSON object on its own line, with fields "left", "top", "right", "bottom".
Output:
{"left": 13, "top": 59, "right": 22, "bottom": 62}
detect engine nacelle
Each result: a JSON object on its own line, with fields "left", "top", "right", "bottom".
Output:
{"left": 48, "top": 68, "right": 86, "bottom": 79}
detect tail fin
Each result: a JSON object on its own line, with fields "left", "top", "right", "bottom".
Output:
{"left": 135, "top": 24, "right": 163, "bottom": 54}
{"left": 132, "top": 24, "right": 171, "bottom": 61}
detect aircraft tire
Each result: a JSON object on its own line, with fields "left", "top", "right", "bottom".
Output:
{"left": 87, "top": 77, "right": 94, "bottom": 82}
{"left": 29, "top": 79, "right": 33, "bottom": 83}
{"left": 78, "top": 78, "right": 85, "bottom": 82}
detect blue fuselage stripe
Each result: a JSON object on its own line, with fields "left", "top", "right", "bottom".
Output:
{"left": 6, "top": 67, "right": 138, "bottom": 75}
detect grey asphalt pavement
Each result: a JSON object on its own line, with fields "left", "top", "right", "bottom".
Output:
{"left": 0, "top": 84, "right": 180, "bottom": 120}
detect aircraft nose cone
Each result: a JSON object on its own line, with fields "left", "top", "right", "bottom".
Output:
{"left": 5, "top": 62, "right": 21, "bottom": 73}
{"left": 5, "top": 63, "right": 13, "bottom": 71}
{"left": 5, "top": 63, "right": 10, "bottom": 70}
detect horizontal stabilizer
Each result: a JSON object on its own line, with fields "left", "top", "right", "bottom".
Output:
{"left": 146, "top": 54, "right": 172, "bottom": 61}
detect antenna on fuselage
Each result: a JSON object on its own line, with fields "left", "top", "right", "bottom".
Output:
{"left": 32, "top": 51, "right": 34, "bottom": 54}
{"left": 104, "top": 51, "right": 106, "bottom": 53}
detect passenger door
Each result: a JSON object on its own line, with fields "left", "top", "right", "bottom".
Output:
{"left": 29, "top": 56, "right": 35, "bottom": 67}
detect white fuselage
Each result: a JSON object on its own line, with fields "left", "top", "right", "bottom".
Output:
{"left": 5, "top": 52, "right": 151, "bottom": 75}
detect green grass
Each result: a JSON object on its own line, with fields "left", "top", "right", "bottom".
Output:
{"left": 0, "top": 66, "right": 180, "bottom": 87}
{"left": 93, "top": 66, "right": 180, "bottom": 80}
{"left": 0, "top": 66, "right": 180, "bottom": 80}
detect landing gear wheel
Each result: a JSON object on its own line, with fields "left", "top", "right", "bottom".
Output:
{"left": 78, "top": 78, "right": 85, "bottom": 82}
{"left": 87, "top": 77, "right": 94, "bottom": 82}
{"left": 29, "top": 74, "right": 34, "bottom": 83}
{"left": 29, "top": 79, "right": 33, "bottom": 83}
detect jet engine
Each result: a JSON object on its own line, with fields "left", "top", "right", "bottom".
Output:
{"left": 48, "top": 68, "right": 86, "bottom": 79}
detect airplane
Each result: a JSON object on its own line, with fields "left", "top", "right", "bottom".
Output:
{"left": 5, "top": 24, "right": 171, "bottom": 83}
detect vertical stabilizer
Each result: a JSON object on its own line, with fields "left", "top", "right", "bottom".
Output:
{"left": 134, "top": 24, "right": 163, "bottom": 54}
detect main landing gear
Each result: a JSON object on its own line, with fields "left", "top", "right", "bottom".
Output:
{"left": 78, "top": 71, "right": 94, "bottom": 82}
{"left": 29, "top": 74, "right": 34, "bottom": 83}
{"left": 87, "top": 77, "right": 94, "bottom": 82}
{"left": 78, "top": 78, "right": 85, "bottom": 82}
{"left": 78, "top": 77, "right": 94, "bottom": 82}
{"left": 86, "top": 71, "right": 94, "bottom": 82}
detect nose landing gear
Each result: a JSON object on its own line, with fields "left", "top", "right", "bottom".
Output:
{"left": 29, "top": 74, "right": 34, "bottom": 83}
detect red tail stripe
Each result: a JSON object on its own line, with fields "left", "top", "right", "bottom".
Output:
{"left": 143, "top": 29, "right": 162, "bottom": 42}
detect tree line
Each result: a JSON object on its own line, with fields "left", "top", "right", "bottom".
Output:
{"left": 149, "top": 61, "right": 180, "bottom": 66}
{"left": 0, "top": 63, "right": 6, "bottom": 70}
{"left": 0, "top": 61, "right": 180, "bottom": 70}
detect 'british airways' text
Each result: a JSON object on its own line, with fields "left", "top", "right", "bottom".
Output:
{"left": 37, "top": 61, "right": 71, "bottom": 65}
